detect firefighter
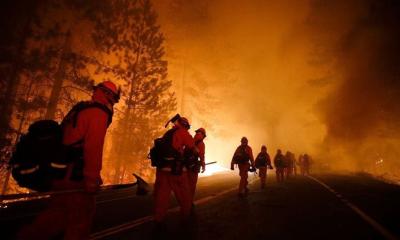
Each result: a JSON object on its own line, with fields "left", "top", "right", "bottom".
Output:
{"left": 293, "top": 153, "right": 298, "bottom": 176}
{"left": 254, "top": 145, "right": 272, "bottom": 189}
{"left": 284, "top": 151, "right": 291, "bottom": 179}
{"left": 153, "top": 116, "right": 195, "bottom": 225}
{"left": 231, "top": 137, "right": 255, "bottom": 197}
{"left": 274, "top": 149, "right": 286, "bottom": 182}
{"left": 285, "top": 151, "right": 295, "bottom": 179}
{"left": 18, "top": 81, "right": 120, "bottom": 240}
{"left": 187, "top": 128, "right": 206, "bottom": 210}
{"left": 298, "top": 154, "right": 305, "bottom": 176}
{"left": 303, "top": 154, "right": 312, "bottom": 175}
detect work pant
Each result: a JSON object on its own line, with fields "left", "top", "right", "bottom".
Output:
{"left": 276, "top": 168, "right": 285, "bottom": 182}
{"left": 300, "top": 166, "right": 306, "bottom": 176}
{"left": 187, "top": 170, "right": 199, "bottom": 203}
{"left": 238, "top": 162, "right": 250, "bottom": 194}
{"left": 153, "top": 169, "right": 192, "bottom": 222}
{"left": 304, "top": 166, "right": 310, "bottom": 175}
{"left": 258, "top": 167, "right": 267, "bottom": 188}
{"left": 17, "top": 192, "right": 95, "bottom": 240}
{"left": 285, "top": 167, "right": 293, "bottom": 178}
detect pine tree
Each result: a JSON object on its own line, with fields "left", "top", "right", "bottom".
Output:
{"left": 0, "top": 0, "right": 111, "bottom": 193}
{"left": 93, "top": 0, "right": 176, "bottom": 183}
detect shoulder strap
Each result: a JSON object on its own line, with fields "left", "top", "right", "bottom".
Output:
{"left": 163, "top": 128, "right": 178, "bottom": 143}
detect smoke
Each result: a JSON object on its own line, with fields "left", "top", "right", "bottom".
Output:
{"left": 307, "top": 0, "right": 400, "bottom": 174}
{"left": 154, "top": 0, "right": 400, "bottom": 176}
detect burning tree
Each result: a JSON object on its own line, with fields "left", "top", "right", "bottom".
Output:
{"left": 93, "top": 0, "right": 176, "bottom": 183}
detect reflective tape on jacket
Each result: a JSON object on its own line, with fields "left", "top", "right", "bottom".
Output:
{"left": 19, "top": 166, "right": 39, "bottom": 175}
{"left": 50, "top": 162, "right": 68, "bottom": 169}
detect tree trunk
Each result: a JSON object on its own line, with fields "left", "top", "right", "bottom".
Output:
{"left": 44, "top": 32, "right": 71, "bottom": 120}
{"left": 0, "top": 2, "right": 37, "bottom": 145}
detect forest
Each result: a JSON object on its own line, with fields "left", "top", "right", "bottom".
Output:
{"left": 0, "top": 0, "right": 178, "bottom": 193}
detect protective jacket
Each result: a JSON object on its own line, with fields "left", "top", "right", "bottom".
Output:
{"left": 171, "top": 126, "right": 195, "bottom": 155}
{"left": 274, "top": 153, "right": 286, "bottom": 169}
{"left": 17, "top": 88, "right": 114, "bottom": 240}
{"left": 195, "top": 138, "right": 205, "bottom": 163}
{"left": 255, "top": 152, "right": 271, "bottom": 168}
{"left": 232, "top": 145, "right": 254, "bottom": 164}
{"left": 62, "top": 94, "right": 112, "bottom": 186}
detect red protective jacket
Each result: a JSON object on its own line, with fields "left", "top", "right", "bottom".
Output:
{"left": 62, "top": 93, "right": 112, "bottom": 185}
{"left": 196, "top": 141, "right": 205, "bottom": 162}
{"left": 194, "top": 134, "right": 205, "bottom": 163}
{"left": 171, "top": 126, "right": 195, "bottom": 155}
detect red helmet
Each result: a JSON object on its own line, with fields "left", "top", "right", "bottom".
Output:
{"left": 195, "top": 128, "right": 206, "bottom": 137}
{"left": 94, "top": 81, "right": 121, "bottom": 103}
{"left": 178, "top": 117, "right": 190, "bottom": 129}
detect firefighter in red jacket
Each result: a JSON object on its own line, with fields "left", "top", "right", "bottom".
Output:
{"left": 153, "top": 116, "right": 195, "bottom": 224}
{"left": 18, "top": 81, "right": 119, "bottom": 240}
{"left": 231, "top": 137, "right": 255, "bottom": 197}
{"left": 187, "top": 128, "right": 206, "bottom": 208}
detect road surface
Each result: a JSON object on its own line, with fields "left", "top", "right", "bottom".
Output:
{"left": 1, "top": 171, "right": 400, "bottom": 239}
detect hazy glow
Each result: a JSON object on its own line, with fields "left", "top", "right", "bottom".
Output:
{"left": 200, "top": 163, "right": 229, "bottom": 177}
{"left": 152, "top": 0, "right": 400, "bottom": 180}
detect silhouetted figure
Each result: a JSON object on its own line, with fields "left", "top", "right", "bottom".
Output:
{"left": 303, "top": 154, "right": 312, "bottom": 175}
{"left": 231, "top": 137, "right": 255, "bottom": 197}
{"left": 284, "top": 151, "right": 291, "bottom": 179}
{"left": 298, "top": 154, "right": 304, "bottom": 175}
{"left": 187, "top": 127, "right": 206, "bottom": 211}
{"left": 255, "top": 145, "right": 272, "bottom": 189}
{"left": 274, "top": 149, "right": 286, "bottom": 182}
{"left": 286, "top": 151, "right": 296, "bottom": 178}
{"left": 153, "top": 116, "right": 195, "bottom": 225}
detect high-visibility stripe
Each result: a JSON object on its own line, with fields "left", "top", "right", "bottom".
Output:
{"left": 50, "top": 162, "right": 68, "bottom": 169}
{"left": 20, "top": 166, "right": 39, "bottom": 175}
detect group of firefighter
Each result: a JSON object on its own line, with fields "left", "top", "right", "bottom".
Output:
{"left": 16, "top": 80, "right": 208, "bottom": 239}
{"left": 15, "top": 80, "right": 312, "bottom": 239}
{"left": 231, "top": 137, "right": 312, "bottom": 197}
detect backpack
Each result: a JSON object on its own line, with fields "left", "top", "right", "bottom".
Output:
{"left": 10, "top": 101, "right": 113, "bottom": 192}
{"left": 148, "top": 128, "right": 179, "bottom": 168}
{"left": 255, "top": 153, "right": 267, "bottom": 169}
{"left": 274, "top": 154, "right": 286, "bottom": 168}
{"left": 233, "top": 146, "right": 250, "bottom": 164}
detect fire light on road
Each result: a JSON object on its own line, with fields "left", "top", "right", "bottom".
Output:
{"left": 200, "top": 163, "right": 229, "bottom": 177}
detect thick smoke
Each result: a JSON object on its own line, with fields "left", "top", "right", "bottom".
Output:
{"left": 308, "top": 0, "right": 400, "bottom": 174}
{"left": 155, "top": 0, "right": 400, "bottom": 176}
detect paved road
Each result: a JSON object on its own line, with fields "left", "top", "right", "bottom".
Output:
{"left": 1, "top": 171, "right": 400, "bottom": 240}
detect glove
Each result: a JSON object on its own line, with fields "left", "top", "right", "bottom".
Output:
{"left": 201, "top": 161, "right": 206, "bottom": 173}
